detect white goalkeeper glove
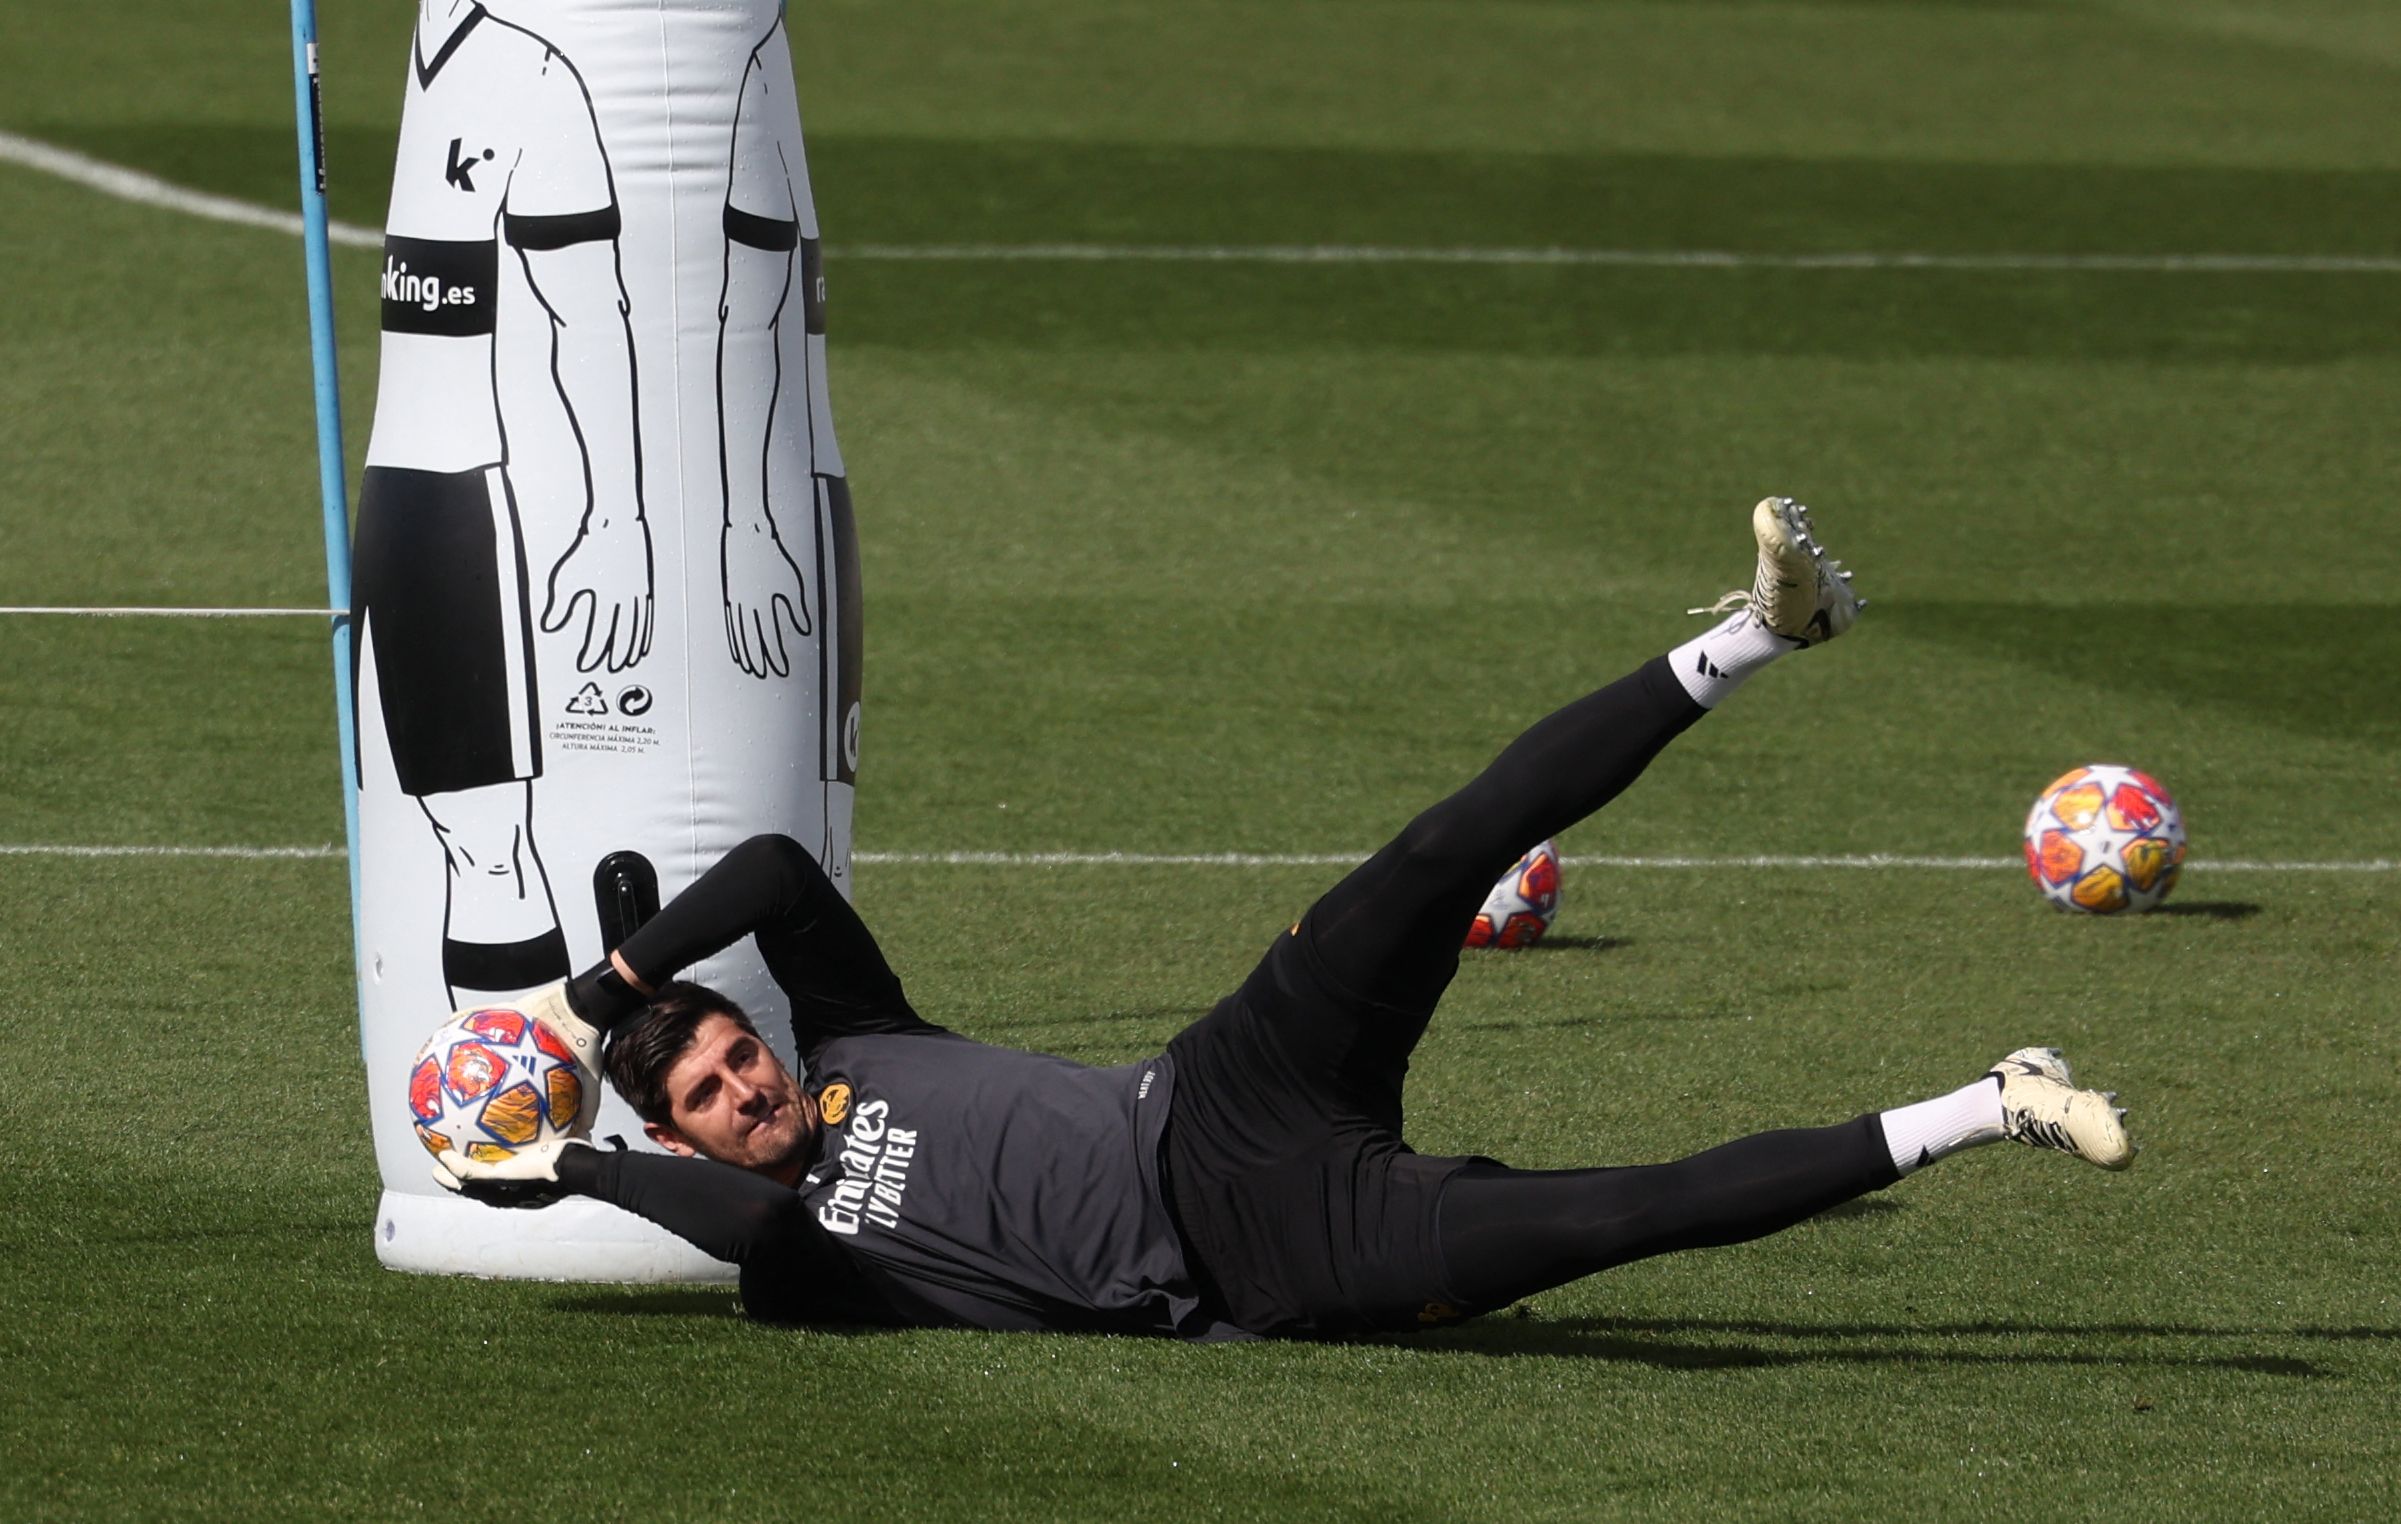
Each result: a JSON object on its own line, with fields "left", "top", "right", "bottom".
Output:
{"left": 432, "top": 1139, "right": 587, "bottom": 1210}
{"left": 512, "top": 979, "right": 605, "bottom": 1136}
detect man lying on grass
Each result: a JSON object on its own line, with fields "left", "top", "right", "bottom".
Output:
{"left": 436, "top": 499, "right": 2134, "bottom": 1339}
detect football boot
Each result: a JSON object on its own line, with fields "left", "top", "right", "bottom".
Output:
{"left": 1688, "top": 496, "right": 1862, "bottom": 645}
{"left": 1990, "top": 1048, "right": 2134, "bottom": 1170}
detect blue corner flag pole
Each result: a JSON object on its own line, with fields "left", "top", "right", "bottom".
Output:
{"left": 288, "top": 0, "right": 366, "bottom": 983}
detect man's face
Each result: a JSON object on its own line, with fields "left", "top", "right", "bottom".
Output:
{"left": 647, "top": 1013, "right": 817, "bottom": 1181}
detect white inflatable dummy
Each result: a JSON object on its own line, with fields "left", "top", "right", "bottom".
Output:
{"left": 353, "top": 0, "right": 856, "bottom": 1280}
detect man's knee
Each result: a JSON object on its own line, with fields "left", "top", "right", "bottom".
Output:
{"left": 1387, "top": 805, "right": 1498, "bottom": 886}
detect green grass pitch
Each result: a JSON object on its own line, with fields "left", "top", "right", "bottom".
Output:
{"left": 4, "top": 1, "right": 2398, "bottom": 1518}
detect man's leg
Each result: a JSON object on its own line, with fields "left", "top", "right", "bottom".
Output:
{"left": 1306, "top": 496, "right": 1861, "bottom": 1026}
{"left": 1303, "top": 654, "right": 1703, "bottom": 1021}
{"left": 1434, "top": 1049, "right": 2133, "bottom": 1312}
{"left": 1168, "top": 499, "right": 1862, "bottom": 1335}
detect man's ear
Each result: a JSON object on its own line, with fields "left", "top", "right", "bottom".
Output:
{"left": 645, "top": 1121, "right": 698, "bottom": 1158}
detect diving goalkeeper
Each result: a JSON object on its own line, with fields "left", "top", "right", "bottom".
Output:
{"left": 435, "top": 499, "right": 2135, "bottom": 1340}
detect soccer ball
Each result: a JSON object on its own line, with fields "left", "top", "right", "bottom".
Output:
{"left": 406, "top": 1006, "right": 585, "bottom": 1163}
{"left": 1465, "top": 839, "right": 1563, "bottom": 949}
{"left": 2023, "top": 764, "right": 2187, "bottom": 914}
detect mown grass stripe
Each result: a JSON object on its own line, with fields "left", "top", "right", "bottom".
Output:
{"left": 839, "top": 242, "right": 2401, "bottom": 275}
{"left": 8, "top": 130, "right": 2398, "bottom": 275}
{"left": 2, "top": 843, "right": 2390, "bottom": 872}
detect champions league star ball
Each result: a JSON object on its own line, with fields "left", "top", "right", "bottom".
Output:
{"left": 1465, "top": 840, "right": 1563, "bottom": 949}
{"left": 2023, "top": 764, "right": 2187, "bottom": 915}
{"left": 405, "top": 1007, "right": 585, "bottom": 1163}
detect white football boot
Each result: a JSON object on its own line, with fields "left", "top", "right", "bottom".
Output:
{"left": 1989, "top": 1047, "right": 2134, "bottom": 1170}
{"left": 1689, "top": 496, "right": 1862, "bottom": 646}
{"left": 1989, "top": 1045, "right": 2075, "bottom": 1087}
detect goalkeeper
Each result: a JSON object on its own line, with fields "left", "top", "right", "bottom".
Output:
{"left": 438, "top": 500, "right": 2135, "bottom": 1340}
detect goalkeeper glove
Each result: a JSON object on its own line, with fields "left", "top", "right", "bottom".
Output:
{"left": 432, "top": 1138, "right": 590, "bottom": 1210}
{"left": 510, "top": 979, "right": 605, "bottom": 1136}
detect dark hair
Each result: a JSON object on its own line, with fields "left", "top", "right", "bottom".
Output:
{"left": 602, "top": 980, "right": 759, "bottom": 1126}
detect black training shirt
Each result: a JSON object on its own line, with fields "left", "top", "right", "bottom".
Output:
{"left": 570, "top": 1035, "right": 1244, "bottom": 1339}
{"left": 549, "top": 832, "right": 1247, "bottom": 1339}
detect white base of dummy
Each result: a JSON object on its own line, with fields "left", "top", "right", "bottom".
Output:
{"left": 373, "top": 1189, "right": 736, "bottom": 1283}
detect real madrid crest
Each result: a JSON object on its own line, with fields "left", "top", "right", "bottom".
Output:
{"left": 816, "top": 1081, "right": 851, "bottom": 1126}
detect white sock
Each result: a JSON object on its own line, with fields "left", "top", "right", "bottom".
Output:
{"left": 1666, "top": 612, "right": 1795, "bottom": 708}
{"left": 1879, "top": 1077, "right": 2005, "bottom": 1176}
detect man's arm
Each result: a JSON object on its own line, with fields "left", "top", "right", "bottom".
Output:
{"left": 433, "top": 1140, "right": 792, "bottom": 1256}
{"left": 560, "top": 1145, "right": 800, "bottom": 1259}
{"left": 565, "top": 833, "right": 936, "bottom": 1046}
{"left": 438, "top": 1142, "right": 904, "bottom": 1324}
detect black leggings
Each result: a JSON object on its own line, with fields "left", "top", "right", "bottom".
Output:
{"left": 1304, "top": 654, "right": 1705, "bottom": 1023}
{"left": 1291, "top": 654, "right": 1897, "bottom": 1313}
{"left": 1435, "top": 1118, "right": 1897, "bottom": 1312}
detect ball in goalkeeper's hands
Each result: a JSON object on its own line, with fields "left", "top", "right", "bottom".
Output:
{"left": 406, "top": 1005, "right": 587, "bottom": 1168}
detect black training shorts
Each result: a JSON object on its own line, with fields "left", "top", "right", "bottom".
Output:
{"left": 1163, "top": 923, "right": 1480, "bottom": 1338}
{"left": 352, "top": 464, "right": 541, "bottom": 797}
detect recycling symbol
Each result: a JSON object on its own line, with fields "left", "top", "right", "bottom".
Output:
{"left": 566, "top": 682, "right": 609, "bottom": 716}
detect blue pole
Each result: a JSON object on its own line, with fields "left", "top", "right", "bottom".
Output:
{"left": 288, "top": 0, "right": 366, "bottom": 1009}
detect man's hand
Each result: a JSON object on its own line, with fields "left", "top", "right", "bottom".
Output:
{"left": 542, "top": 508, "right": 655, "bottom": 673}
{"left": 722, "top": 521, "right": 813, "bottom": 679}
{"left": 516, "top": 980, "right": 604, "bottom": 1136}
{"left": 433, "top": 1139, "right": 585, "bottom": 1209}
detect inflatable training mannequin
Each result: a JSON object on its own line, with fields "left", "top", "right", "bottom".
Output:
{"left": 354, "top": 0, "right": 857, "bottom": 1280}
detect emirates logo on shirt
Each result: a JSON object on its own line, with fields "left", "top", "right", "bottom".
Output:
{"left": 814, "top": 1098, "right": 920, "bottom": 1238}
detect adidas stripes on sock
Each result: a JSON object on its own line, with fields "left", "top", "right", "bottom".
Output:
{"left": 1878, "top": 1076, "right": 2006, "bottom": 1176}
{"left": 1666, "top": 612, "right": 1796, "bottom": 708}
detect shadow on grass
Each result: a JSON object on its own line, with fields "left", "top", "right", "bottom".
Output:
{"left": 1589, "top": 1316, "right": 2400, "bottom": 1345}
{"left": 2154, "top": 901, "right": 2263, "bottom": 921}
{"left": 1814, "top": 1195, "right": 1905, "bottom": 1220}
{"left": 548, "top": 1292, "right": 2382, "bottom": 1378}
{"left": 1456, "top": 1013, "right": 1615, "bottom": 1033}
{"left": 1461, "top": 1005, "right": 1743, "bottom": 1031}
{"left": 546, "top": 1290, "right": 947, "bottom": 1340}
{"left": 1528, "top": 935, "right": 1627, "bottom": 954}
{"left": 1883, "top": 602, "right": 2401, "bottom": 750}
{"left": 550, "top": 1289, "right": 742, "bottom": 1319}
{"left": 1419, "top": 1315, "right": 2332, "bottom": 1376}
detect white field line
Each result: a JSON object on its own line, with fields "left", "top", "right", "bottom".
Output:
{"left": 857, "top": 850, "right": 2400, "bottom": 873}
{"left": 839, "top": 243, "right": 2401, "bottom": 275}
{"left": 0, "top": 843, "right": 349, "bottom": 861}
{"left": 0, "top": 129, "right": 381, "bottom": 249}
{"left": 1, "top": 843, "right": 2391, "bottom": 873}
{"left": 6, "top": 130, "right": 2397, "bottom": 276}
{"left": 0, "top": 606, "right": 341, "bottom": 618}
